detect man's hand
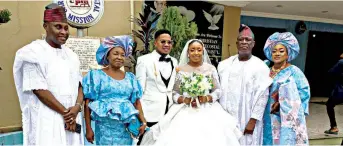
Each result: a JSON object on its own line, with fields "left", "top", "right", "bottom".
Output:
{"left": 244, "top": 118, "right": 257, "bottom": 135}
{"left": 63, "top": 106, "right": 80, "bottom": 124}
{"left": 271, "top": 101, "right": 280, "bottom": 114}
{"left": 65, "top": 122, "right": 76, "bottom": 132}
{"left": 33, "top": 90, "right": 67, "bottom": 115}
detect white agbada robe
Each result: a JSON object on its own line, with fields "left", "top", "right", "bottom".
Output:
{"left": 218, "top": 55, "right": 272, "bottom": 145}
{"left": 13, "top": 40, "right": 84, "bottom": 146}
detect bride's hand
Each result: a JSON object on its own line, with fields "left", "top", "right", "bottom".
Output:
{"left": 198, "top": 96, "right": 208, "bottom": 103}
{"left": 183, "top": 98, "right": 192, "bottom": 105}
{"left": 177, "top": 96, "right": 192, "bottom": 104}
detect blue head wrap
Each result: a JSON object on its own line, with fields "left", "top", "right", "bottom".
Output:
{"left": 96, "top": 35, "right": 134, "bottom": 66}
{"left": 263, "top": 32, "right": 300, "bottom": 62}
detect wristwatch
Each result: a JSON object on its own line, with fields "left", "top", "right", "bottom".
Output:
{"left": 75, "top": 102, "right": 83, "bottom": 112}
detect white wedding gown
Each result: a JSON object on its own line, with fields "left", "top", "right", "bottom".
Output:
{"left": 141, "top": 63, "right": 242, "bottom": 146}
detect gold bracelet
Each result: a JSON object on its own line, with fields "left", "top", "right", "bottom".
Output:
{"left": 75, "top": 102, "right": 82, "bottom": 112}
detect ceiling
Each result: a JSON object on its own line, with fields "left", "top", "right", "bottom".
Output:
{"left": 242, "top": 1, "right": 343, "bottom": 20}
{"left": 211, "top": 1, "right": 343, "bottom": 24}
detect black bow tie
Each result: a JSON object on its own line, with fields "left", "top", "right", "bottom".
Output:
{"left": 159, "top": 56, "right": 171, "bottom": 62}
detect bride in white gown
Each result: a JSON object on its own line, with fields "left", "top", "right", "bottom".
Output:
{"left": 140, "top": 39, "right": 242, "bottom": 146}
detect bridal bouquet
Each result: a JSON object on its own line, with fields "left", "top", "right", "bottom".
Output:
{"left": 179, "top": 73, "right": 214, "bottom": 106}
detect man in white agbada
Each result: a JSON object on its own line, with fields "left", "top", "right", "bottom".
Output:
{"left": 218, "top": 24, "right": 273, "bottom": 145}
{"left": 13, "top": 3, "right": 84, "bottom": 146}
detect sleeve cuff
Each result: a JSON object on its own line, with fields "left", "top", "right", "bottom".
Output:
{"left": 23, "top": 85, "right": 48, "bottom": 92}
{"left": 173, "top": 92, "right": 181, "bottom": 103}
{"left": 251, "top": 113, "right": 263, "bottom": 121}
{"left": 209, "top": 92, "right": 218, "bottom": 102}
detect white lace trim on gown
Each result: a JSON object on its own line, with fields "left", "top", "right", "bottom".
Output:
{"left": 141, "top": 63, "right": 242, "bottom": 146}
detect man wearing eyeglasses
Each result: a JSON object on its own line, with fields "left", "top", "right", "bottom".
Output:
{"left": 136, "top": 29, "right": 178, "bottom": 144}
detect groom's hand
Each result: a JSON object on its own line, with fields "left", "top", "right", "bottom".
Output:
{"left": 243, "top": 118, "right": 257, "bottom": 135}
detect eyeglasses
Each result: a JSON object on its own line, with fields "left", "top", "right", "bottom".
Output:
{"left": 160, "top": 40, "right": 173, "bottom": 45}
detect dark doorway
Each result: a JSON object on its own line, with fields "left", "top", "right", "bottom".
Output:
{"left": 249, "top": 26, "right": 287, "bottom": 61}
{"left": 305, "top": 31, "right": 343, "bottom": 97}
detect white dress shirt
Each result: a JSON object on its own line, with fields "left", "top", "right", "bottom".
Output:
{"left": 154, "top": 51, "right": 173, "bottom": 79}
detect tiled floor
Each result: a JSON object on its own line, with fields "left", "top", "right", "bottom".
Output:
{"left": 308, "top": 97, "right": 343, "bottom": 139}
{"left": 307, "top": 100, "right": 343, "bottom": 145}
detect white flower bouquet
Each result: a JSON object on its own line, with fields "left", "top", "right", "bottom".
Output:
{"left": 179, "top": 72, "right": 214, "bottom": 107}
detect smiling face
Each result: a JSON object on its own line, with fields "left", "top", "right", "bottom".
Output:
{"left": 272, "top": 44, "right": 289, "bottom": 64}
{"left": 188, "top": 41, "right": 204, "bottom": 64}
{"left": 44, "top": 21, "right": 69, "bottom": 47}
{"left": 107, "top": 47, "right": 125, "bottom": 69}
{"left": 236, "top": 34, "right": 255, "bottom": 58}
{"left": 154, "top": 33, "right": 173, "bottom": 55}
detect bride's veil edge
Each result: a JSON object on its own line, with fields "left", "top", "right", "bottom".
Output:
{"left": 178, "top": 39, "right": 212, "bottom": 66}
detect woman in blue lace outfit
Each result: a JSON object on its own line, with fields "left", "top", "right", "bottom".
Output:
{"left": 83, "top": 35, "right": 147, "bottom": 145}
{"left": 262, "top": 32, "right": 310, "bottom": 145}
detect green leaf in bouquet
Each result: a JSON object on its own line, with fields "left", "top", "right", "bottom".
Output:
{"left": 192, "top": 72, "right": 196, "bottom": 76}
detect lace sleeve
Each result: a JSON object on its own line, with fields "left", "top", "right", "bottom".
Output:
{"left": 293, "top": 67, "right": 311, "bottom": 116}
{"left": 129, "top": 73, "right": 143, "bottom": 104}
{"left": 209, "top": 67, "right": 221, "bottom": 102}
{"left": 22, "top": 62, "right": 48, "bottom": 91}
{"left": 82, "top": 70, "right": 100, "bottom": 100}
{"left": 172, "top": 73, "right": 182, "bottom": 103}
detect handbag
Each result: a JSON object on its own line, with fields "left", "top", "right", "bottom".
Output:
{"left": 128, "top": 116, "right": 141, "bottom": 137}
